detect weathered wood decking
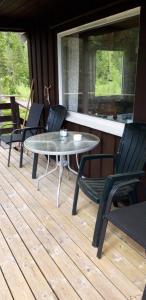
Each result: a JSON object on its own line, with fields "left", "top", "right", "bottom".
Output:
{"left": 0, "top": 146, "right": 145, "bottom": 300}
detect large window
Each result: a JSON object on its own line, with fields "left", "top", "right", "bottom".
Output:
{"left": 58, "top": 8, "right": 140, "bottom": 128}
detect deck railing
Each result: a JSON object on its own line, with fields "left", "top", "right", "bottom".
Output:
{"left": 0, "top": 95, "right": 28, "bottom": 134}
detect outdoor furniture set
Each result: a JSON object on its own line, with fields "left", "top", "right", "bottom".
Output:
{"left": 0, "top": 103, "right": 146, "bottom": 262}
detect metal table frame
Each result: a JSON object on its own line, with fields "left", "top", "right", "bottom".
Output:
{"left": 24, "top": 131, "right": 100, "bottom": 207}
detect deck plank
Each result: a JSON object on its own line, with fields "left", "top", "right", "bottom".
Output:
{"left": 0, "top": 189, "right": 80, "bottom": 300}
{"left": 0, "top": 187, "right": 102, "bottom": 300}
{"left": 0, "top": 146, "right": 145, "bottom": 300}
{"left": 0, "top": 268, "right": 14, "bottom": 300}
{"left": 0, "top": 178, "right": 124, "bottom": 300}
{"left": 0, "top": 229, "right": 35, "bottom": 300}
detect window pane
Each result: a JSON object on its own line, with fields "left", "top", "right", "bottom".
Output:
{"left": 95, "top": 50, "right": 123, "bottom": 96}
{"left": 59, "top": 13, "right": 139, "bottom": 123}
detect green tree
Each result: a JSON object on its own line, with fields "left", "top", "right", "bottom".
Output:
{"left": 0, "top": 32, "right": 29, "bottom": 96}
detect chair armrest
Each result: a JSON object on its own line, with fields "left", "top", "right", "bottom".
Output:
{"left": 20, "top": 126, "right": 42, "bottom": 140}
{"left": 4, "top": 127, "right": 24, "bottom": 144}
{"left": 108, "top": 171, "right": 145, "bottom": 182}
{"left": 105, "top": 178, "right": 141, "bottom": 213}
{"left": 78, "top": 154, "right": 114, "bottom": 177}
{"left": 21, "top": 126, "right": 41, "bottom": 132}
{"left": 8, "top": 126, "right": 41, "bottom": 143}
{"left": 102, "top": 170, "right": 145, "bottom": 206}
{"left": 10, "top": 126, "right": 38, "bottom": 135}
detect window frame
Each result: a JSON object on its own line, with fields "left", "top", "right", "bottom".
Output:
{"left": 57, "top": 7, "right": 140, "bottom": 137}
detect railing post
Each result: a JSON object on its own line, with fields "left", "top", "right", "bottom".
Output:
{"left": 10, "top": 96, "right": 21, "bottom": 129}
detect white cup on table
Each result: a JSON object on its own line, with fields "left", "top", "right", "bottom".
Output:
{"left": 60, "top": 129, "right": 68, "bottom": 137}
{"left": 73, "top": 134, "right": 82, "bottom": 141}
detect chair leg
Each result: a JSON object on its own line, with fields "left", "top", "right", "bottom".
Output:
{"left": 32, "top": 153, "right": 38, "bottom": 179}
{"left": 20, "top": 143, "right": 24, "bottom": 168}
{"left": 97, "top": 218, "right": 108, "bottom": 259}
{"left": 92, "top": 201, "right": 106, "bottom": 247}
{"left": 8, "top": 143, "right": 12, "bottom": 167}
{"left": 72, "top": 181, "right": 80, "bottom": 215}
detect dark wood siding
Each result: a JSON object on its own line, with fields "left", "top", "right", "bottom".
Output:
{"left": 134, "top": 3, "right": 146, "bottom": 122}
{"left": 26, "top": 0, "right": 146, "bottom": 177}
{"left": 27, "top": 27, "right": 56, "bottom": 109}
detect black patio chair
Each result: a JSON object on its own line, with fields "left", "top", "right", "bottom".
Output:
{"left": 97, "top": 182, "right": 146, "bottom": 258}
{"left": 45, "top": 104, "right": 67, "bottom": 132}
{"left": 32, "top": 104, "right": 67, "bottom": 178}
{"left": 72, "top": 123, "right": 146, "bottom": 247}
{"left": 0, "top": 102, "right": 44, "bottom": 168}
{"left": 142, "top": 286, "right": 146, "bottom": 300}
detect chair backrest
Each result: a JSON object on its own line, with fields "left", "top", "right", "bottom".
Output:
{"left": 26, "top": 102, "right": 44, "bottom": 128}
{"left": 142, "top": 285, "right": 146, "bottom": 300}
{"left": 45, "top": 105, "right": 67, "bottom": 132}
{"left": 115, "top": 123, "right": 146, "bottom": 173}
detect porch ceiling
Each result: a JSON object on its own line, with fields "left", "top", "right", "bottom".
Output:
{"left": 0, "top": 0, "right": 50, "bottom": 19}
{"left": 0, "top": 0, "right": 136, "bottom": 26}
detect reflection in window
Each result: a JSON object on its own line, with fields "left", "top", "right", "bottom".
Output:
{"left": 95, "top": 50, "right": 123, "bottom": 96}
{"left": 58, "top": 10, "right": 140, "bottom": 123}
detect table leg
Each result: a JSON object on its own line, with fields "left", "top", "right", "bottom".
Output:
{"left": 57, "top": 162, "right": 64, "bottom": 208}
{"left": 36, "top": 155, "right": 77, "bottom": 207}
{"left": 67, "top": 155, "right": 78, "bottom": 175}
{"left": 32, "top": 153, "right": 38, "bottom": 179}
{"left": 37, "top": 158, "right": 58, "bottom": 191}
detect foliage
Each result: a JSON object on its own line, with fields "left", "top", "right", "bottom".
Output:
{"left": 16, "top": 83, "right": 30, "bottom": 99}
{"left": 0, "top": 32, "right": 29, "bottom": 97}
{"left": 95, "top": 50, "right": 123, "bottom": 96}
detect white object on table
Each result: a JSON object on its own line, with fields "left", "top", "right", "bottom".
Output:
{"left": 60, "top": 129, "right": 68, "bottom": 137}
{"left": 73, "top": 134, "right": 82, "bottom": 141}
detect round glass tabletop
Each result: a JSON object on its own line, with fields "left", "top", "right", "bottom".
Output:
{"left": 24, "top": 131, "right": 100, "bottom": 155}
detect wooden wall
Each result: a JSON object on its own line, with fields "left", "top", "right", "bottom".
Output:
{"left": 134, "top": 2, "right": 146, "bottom": 122}
{"left": 27, "top": 0, "right": 146, "bottom": 177}
{"left": 27, "top": 27, "right": 57, "bottom": 123}
{"left": 27, "top": 23, "right": 120, "bottom": 176}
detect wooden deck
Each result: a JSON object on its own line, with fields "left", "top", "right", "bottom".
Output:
{"left": 0, "top": 146, "right": 145, "bottom": 300}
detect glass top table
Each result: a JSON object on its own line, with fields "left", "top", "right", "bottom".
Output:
{"left": 24, "top": 131, "right": 100, "bottom": 206}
